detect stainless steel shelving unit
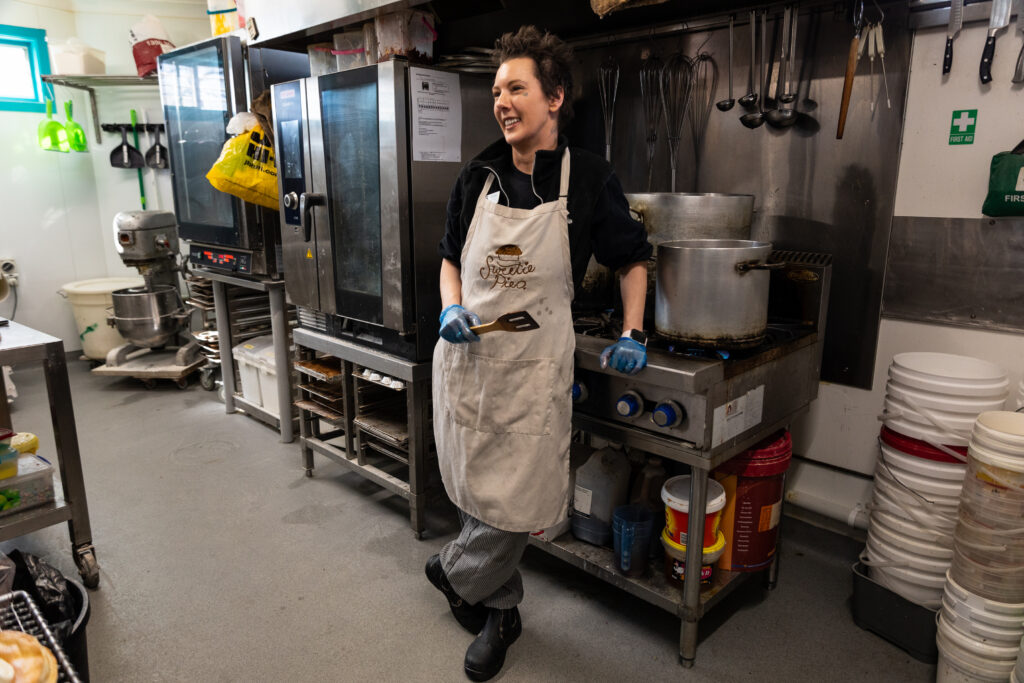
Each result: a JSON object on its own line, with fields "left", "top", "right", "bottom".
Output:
{"left": 293, "top": 328, "right": 434, "bottom": 538}
{"left": 0, "top": 322, "right": 98, "bottom": 588}
{"left": 194, "top": 268, "right": 296, "bottom": 443}
{"left": 41, "top": 74, "right": 158, "bottom": 144}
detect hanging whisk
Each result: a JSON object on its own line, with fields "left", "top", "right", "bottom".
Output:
{"left": 598, "top": 55, "right": 620, "bottom": 163}
{"left": 660, "top": 52, "right": 694, "bottom": 193}
{"left": 639, "top": 52, "right": 664, "bottom": 191}
{"left": 688, "top": 53, "right": 718, "bottom": 185}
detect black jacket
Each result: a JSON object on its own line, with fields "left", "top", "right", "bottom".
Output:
{"left": 438, "top": 136, "right": 652, "bottom": 293}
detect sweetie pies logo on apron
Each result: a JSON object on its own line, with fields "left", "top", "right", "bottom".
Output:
{"left": 479, "top": 244, "right": 535, "bottom": 290}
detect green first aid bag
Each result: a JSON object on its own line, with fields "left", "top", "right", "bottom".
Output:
{"left": 981, "top": 139, "right": 1024, "bottom": 217}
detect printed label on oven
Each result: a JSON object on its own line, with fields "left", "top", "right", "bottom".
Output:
{"left": 711, "top": 385, "right": 765, "bottom": 447}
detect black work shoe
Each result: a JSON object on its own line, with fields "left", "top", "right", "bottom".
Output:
{"left": 464, "top": 606, "right": 522, "bottom": 682}
{"left": 425, "top": 554, "right": 488, "bottom": 634}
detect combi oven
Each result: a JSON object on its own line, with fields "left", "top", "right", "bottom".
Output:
{"left": 271, "top": 60, "right": 495, "bottom": 360}
{"left": 158, "top": 35, "right": 308, "bottom": 276}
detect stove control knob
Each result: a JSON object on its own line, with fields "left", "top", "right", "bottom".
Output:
{"left": 571, "top": 382, "right": 588, "bottom": 403}
{"left": 615, "top": 391, "right": 644, "bottom": 418}
{"left": 652, "top": 401, "right": 685, "bottom": 428}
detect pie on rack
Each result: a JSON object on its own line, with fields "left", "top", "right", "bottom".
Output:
{"left": 0, "top": 630, "right": 57, "bottom": 683}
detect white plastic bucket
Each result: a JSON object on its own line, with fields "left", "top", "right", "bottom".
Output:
{"left": 59, "top": 277, "right": 144, "bottom": 360}
{"left": 972, "top": 412, "right": 1024, "bottom": 457}
{"left": 937, "top": 613, "right": 1020, "bottom": 667}
{"left": 876, "top": 458, "right": 964, "bottom": 498}
{"left": 884, "top": 396, "right": 981, "bottom": 435}
{"left": 869, "top": 563, "right": 944, "bottom": 608}
{"left": 936, "top": 628, "right": 1017, "bottom": 683}
{"left": 880, "top": 441, "right": 967, "bottom": 482}
{"left": 941, "top": 595, "right": 1024, "bottom": 646}
{"left": 883, "top": 414, "right": 970, "bottom": 448}
{"left": 869, "top": 515, "right": 953, "bottom": 560}
{"left": 874, "top": 465, "right": 961, "bottom": 510}
{"left": 871, "top": 481, "right": 957, "bottom": 534}
{"left": 886, "top": 379, "right": 1008, "bottom": 414}
{"left": 870, "top": 509, "right": 950, "bottom": 545}
{"left": 866, "top": 531, "right": 950, "bottom": 575}
{"left": 945, "top": 569, "right": 1024, "bottom": 618}
{"left": 891, "top": 352, "right": 1009, "bottom": 397}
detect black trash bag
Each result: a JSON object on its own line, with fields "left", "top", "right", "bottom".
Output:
{"left": 7, "top": 550, "right": 74, "bottom": 644}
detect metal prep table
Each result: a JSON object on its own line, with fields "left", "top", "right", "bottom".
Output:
{"left": 0, "top": 322, "right": 99, "bottom": 587}
{"left": 194, "top": 268, "right": 295, "bottom": 443}
{"left": 293, "top": 328, "right": 433, "bottom": 538}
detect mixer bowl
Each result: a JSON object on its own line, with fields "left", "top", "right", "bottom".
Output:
{"left": 109, "top": 285, "right": 188, "bottom": 348}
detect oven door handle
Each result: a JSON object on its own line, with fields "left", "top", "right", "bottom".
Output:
{"left": 299, "top": 192, "right": 325, "bottom": 243}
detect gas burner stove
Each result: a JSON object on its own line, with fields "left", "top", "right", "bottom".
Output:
{"left": 569, "top": 252, "right": 832, "bottom": 467}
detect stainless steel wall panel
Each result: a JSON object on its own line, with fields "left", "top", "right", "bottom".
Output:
{"left": 883, "top": 216, "right": 1024, "bottom": 331}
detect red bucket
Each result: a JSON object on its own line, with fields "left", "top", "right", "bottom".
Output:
{"left": 879, "top": 426, "right": 966, "bottom": 464}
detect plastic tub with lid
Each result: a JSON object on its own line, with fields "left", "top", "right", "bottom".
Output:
{"left": 890, "top": 353, "right": 1009, "bottom": 397}
{"left": 661, "top": 475, "right": 726, "bottom": 548}
{"left": 661, "top": 528, "right": 726, "bottom": 588}
{"left": 59, "top": 277, "right": 144, "bottom": 360}
{"left": 886, "top": 379, "right": 1008, "bottom": 415}
{"left": 232, "top": 335, "right": 283, "bottom": 417}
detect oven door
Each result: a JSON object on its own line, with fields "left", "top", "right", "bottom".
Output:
{"left": 158, "top": 36, "right": 254, "bottom": 249}
{"left": 304, "top": 62, "right": 414, "bottom": 332}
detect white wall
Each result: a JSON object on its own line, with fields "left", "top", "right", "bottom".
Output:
{"left": 788, "top": 22, "right": 1024, "bottom": 528}
{"left": 0, "top": 0, "right": 207, "bottom": 346}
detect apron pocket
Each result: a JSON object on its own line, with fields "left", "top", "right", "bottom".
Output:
{"left": 446, "top": 352, "right": 555, "bottom": 436}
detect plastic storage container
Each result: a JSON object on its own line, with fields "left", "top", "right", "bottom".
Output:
{"left": 49, "top": 38, "right": 106, "bottom": 75}
{"left": 661, "top": 528, "right": 726, "bottom": 588}
{"left": 851, "top": 561, "right": 938, "bottom": 663}
{"left": 59, "top": 277, "right": 144, "bottom": 360}
{"left": 374, "top": 10, "right": 435, "bottom": 62}
{"left": 661, "top": 475, "right": 727, "bottom": 548}
{"left": 714, "top": 430, "right": 792, "bottom": 571}
{"left": 0, "top": 456, "right": 54, "bottom": 518}
{"left": 572, "top": 446, "right": 630, "bottom": 546}
{"left": 232, "top": 335, "right": 282, "bottom": 418}
{"left": 333, "top": 29, "right": 369, "bottom": 70}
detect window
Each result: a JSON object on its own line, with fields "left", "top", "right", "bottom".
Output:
{"left": 0, "top": 25, "right": 50, "bottom": 113}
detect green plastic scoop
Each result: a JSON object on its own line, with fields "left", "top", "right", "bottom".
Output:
{"left": 37, "top": 99, "right": 69, "bottom": 152}
{"left": 64, "top": 101, "right": 88, "bottom": 152}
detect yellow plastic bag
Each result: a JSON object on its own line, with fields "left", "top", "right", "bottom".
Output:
{"left": 205, "top": 123, "right": 279, "bottom": 209}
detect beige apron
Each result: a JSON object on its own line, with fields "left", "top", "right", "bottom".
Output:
{"left": 432, "top": 149, "right": 575, "bottom": 532}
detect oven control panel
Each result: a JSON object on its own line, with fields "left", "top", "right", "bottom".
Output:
{"left": 189, "top": 245, "right": 252, "bottom": 274}
{"left": 571, "top": 368, "right": 706, "bottom": 444}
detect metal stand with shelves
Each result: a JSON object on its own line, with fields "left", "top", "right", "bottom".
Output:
{"left": 528, "top": 414, "right": 792, "bottom": 668}
{"left": 0, "top": 322, "right": 99, "bottom": 588}
{"left": 293, "top": 329, "right": 434, "bottom": 538}
{"left": 195, "top": 268, "right": 296, "bottom": 443}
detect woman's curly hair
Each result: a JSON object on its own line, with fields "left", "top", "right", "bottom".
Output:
{"left": 493, "top": 26, "right": 574, "bottom": 129}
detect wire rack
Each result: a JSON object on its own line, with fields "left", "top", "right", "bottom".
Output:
{"left": 0, "top": 591, "right": 81, "bottom": 683}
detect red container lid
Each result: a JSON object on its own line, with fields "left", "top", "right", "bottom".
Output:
{"left": 0, "top": 429, "right": 13, "bottom": 442}
{"left": 878, "top": 426, "right": 966, "bottom": 464}
{"left": 717, "top": 430, "right": 793, "bottom": 477}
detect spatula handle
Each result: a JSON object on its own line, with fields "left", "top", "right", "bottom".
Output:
{"left": 469, "top": 321, "right": 500, "bottom": 335}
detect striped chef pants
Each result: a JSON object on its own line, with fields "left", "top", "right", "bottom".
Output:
{"left": 440, "top": 510, "right": 530, "bottom": 609}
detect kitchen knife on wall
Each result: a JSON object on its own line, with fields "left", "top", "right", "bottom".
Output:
{"left": 943, "top": 0, "right": 964, "bottom": 74}
{"left": 980, "top": 0, "right": 1012, "bottom": 84}
{"left": 1013, "top": 0, "right": 1024, "bottom": 83}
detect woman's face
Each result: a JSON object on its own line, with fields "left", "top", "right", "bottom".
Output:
{"left": 492, "top": 57, "right": 563, "bottom": 150}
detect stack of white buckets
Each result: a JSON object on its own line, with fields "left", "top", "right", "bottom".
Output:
{"left": 864, "top": 352, "right": 1009, "bottom": 608}
{"left": 936, "top": 411, "right": 1024, "bottom": 682}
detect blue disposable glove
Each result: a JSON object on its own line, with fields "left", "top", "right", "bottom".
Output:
{"left": 599, "top": 337, "right": 647, "bottom": 375}
{"left": 439, "top": 304, "right": 482, "bottom": 344}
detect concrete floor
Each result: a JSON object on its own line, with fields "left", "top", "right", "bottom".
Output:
{"left": 3, "top": 358, "right": 936, "bottom": 682}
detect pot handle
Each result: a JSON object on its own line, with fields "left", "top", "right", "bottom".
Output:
{"left": 629, "top": 207, "right": 644, "bottom": 224}
{"left": 735, "top": 260, "right": 785, "bottom": 273}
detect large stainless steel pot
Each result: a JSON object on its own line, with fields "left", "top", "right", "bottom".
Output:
{"left": 109, "top": 285, "right": 188, "bottom": 348}
{"left": 625, "top": 193, "right": 755, "bottom": 246}
{"left": 655, "top": 239, "right": 777, "bottom": 348}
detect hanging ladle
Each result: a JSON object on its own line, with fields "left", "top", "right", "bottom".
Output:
{"left": 766, "top": 6, "right": 799, "bottom": 128}
{"left": 738, "top": 10, "right": 758, "bottom": 108}
{"left": 740, "top": 11, "right": 767, "bottom": 128}
{"left": 716, "top": 15, "right": 736, "bottom": 111}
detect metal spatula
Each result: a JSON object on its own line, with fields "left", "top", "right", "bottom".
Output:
{"left": 470, "top": 311, "right": 540, "bottom": 335}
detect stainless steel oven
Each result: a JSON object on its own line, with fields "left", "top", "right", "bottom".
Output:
{"left": 158, "top": 35, "right": 308, "bottom": 276}
{"left": 272, "top": 60, "right": 495, "bottom": 360}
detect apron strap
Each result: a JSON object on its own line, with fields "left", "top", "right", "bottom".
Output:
{"left": 557, "top": 148, "right": 571, "bottom": 200}
{"left": 476, "top": 173, "right": 497, "bottom": 211}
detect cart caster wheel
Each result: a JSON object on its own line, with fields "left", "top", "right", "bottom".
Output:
{"left": 76, "top": 551, "right": 99, "bottom": 589}
{"left": 176, "top": 377, "right": 189, "bottom": 390}
{"left": 199, "top": 369, "right": 217, "bottom": 391}
{"left": 142, "top": 379, "right": 157, "bottom": 390}
{"left": 679, "top": 655, "right": 694, "bottom": 669}
{"left": 304, "top": 469, "right": 313, "bottom": 478}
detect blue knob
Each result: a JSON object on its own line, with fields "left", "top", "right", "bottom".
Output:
{"left": 615, "top": 392, "right": 642, "bottom": 417}
{"left": 571, "top": 382, "right": 588, "bottom": 403}
{"left": 652, "top": 401, "right": 684, "bottom": 428}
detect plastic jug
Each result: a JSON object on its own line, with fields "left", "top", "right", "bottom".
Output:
{"left": 630, "top": 455, "right": 667, "bottom": 510}
{"left": 613, "top": 504, "right": 654, "bottom": 576}
{"left": 572, "top": 446, "right": 630, "bottom": 546}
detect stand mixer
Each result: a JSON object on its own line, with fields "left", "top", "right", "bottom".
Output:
{"left": 93, "top": 211, "right": 204, "bottom": 388}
